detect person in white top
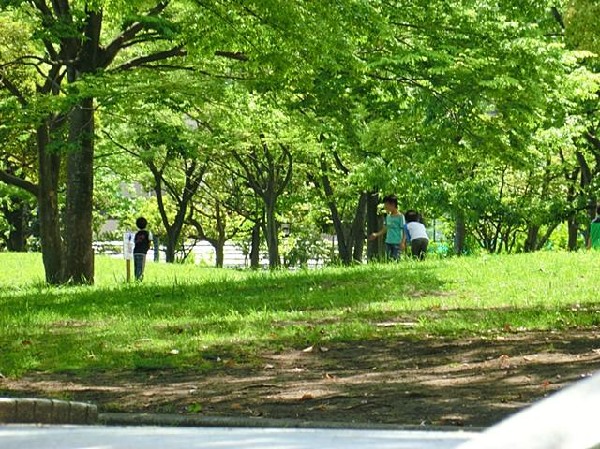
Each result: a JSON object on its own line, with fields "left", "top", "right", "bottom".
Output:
{"left": 402, "top": 210, "right": 429, "bottom": 260}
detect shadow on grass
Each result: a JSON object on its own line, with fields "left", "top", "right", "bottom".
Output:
{"left": 1, "top": 264, "right": 446, "bottom": 318}
{"left": 0, "top": 264, "right": 446, "bottom": 375}
{"left": 3, "top": 264, "right": 600, "bottom": 426}
{"left": 3, "top": 261, "right": 600, "bottom": 377}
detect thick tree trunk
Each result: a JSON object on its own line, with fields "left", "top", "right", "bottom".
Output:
{"left": 454, "top": 212, "right": 466, "bottom": 255}
{"left": 351, "top": 192, "right": 368, "bottom": 263}
{"left": 524, "top": 225, "right": 539, "bottom": 253}
{"left": 64, "top": 97, "right": 95, "bottom": 284}
{"left": 204, "top": 235, "right": 226, "bottom": 269}
{"left": 214, "top": 240, "right": 225, "bottom": 268}
{"left": 37, "top": 122, "right": 64, "bottom": 284}
{"left": 329, "top": 204, "right": 351, "bottom": 265}
{"left": 250, "top": 221, "right": 261, "bottom": 269}
{"left": 366, "top": 192, "right": 381, "bottom": 262}
{"left": 264, "top": 199, "right": 280, "bottom": 268}
{"left": 165, "top": 231, "right": 178, "bottom": 263}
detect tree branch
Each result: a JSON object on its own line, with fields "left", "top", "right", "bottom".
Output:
{"left": 276, "top": 143, "right": 293, "bottom": 197}
{"left": 101, "top": 0, "right": 171, "bottom": 67}
{"left": 112, "top": 45, "right": 186, "bottom": 71}
{"left": 333, "top": 151, "right": 350, "bottom": 175}
{"left": 101, "top": 130, "right": 141, "bottom": 158}
{"left": 0, "top": 73, "right": 28, "bottom": 106}
{"left": 585, "top": 130, "right": 600, "bottom": 151}
{"left": 214, "top": 50, "right": 249, "bottom": 61}
{"left": 551, "top": 6, "right": 565, "bottom": 30}
{"left": 0, "top": 169, "right": 39, "bottom": 197}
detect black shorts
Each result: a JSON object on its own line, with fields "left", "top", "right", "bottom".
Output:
{"left": 410, "top": 238, "right": 429, "bottom": 260}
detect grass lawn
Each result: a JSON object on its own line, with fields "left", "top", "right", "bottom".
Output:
{"left": 1, "top": 251, "right": 599, "bottom": 378}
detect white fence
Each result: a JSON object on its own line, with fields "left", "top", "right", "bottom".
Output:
{"left": 93, "top": 239, "right": 327, "bottom": 268}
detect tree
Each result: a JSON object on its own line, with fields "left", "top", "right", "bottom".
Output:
{"left": 0, "top": 0, "right": 191, "bottom": 282}
{"left": 105, "top": 113, "right": 209, "bottom": 263}
{"left": 232, "top": 136, "right": 292, "bottom": 269}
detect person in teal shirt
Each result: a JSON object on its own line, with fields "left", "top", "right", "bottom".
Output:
{"left": 368, "top": 195, "right": 405, "bottom": 260}
{"left": 589, "top": 205, "right": 600, "bottom": 250}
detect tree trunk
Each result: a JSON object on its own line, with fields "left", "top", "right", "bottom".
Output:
{"left": 264, "top": 199, "right": 280, "bottom": 268}
{"left": 64, "top": 97, "right": 95, "bottom": 284}
{"left": 454, "top": 212, "right": 466, "bottom": 255}
{"left": 366, "top": 191, "right": 381, "bottom": 262}
{"left": 250, "top": 221, "right": 261, "bottom": 269}
{"left": 329, "top": 202, "right": 351, "bottom": 265}
{"left": 153, "top": 235, "right": 160, "bottom": 261}
{"left": 37, "top": 122, "right": 64, "bottom": 284}
{"left": 351, "top": 192, "right": 368, "bottom": 263}
{"left": 4, "top": 199, "right": 29, "bottom": 252}
{"left": 524, "top": 225, "right": 539, "bottom": 253}
{"left": 152, "top": 168, "right": 193, "bottom": 264}
{"left": 565, "top": 174, "right": 579, "bottom": 252}
{"left": 321, "top": 172, "right": 351, "bottom": 265}
{"left": 165, "top": 231, "right": 178, "bottom": 263}
{"left": 215, "top": 240, "right": 225, "bottom": 268}
{"left": 215, "top": 202, "right": 226, "bottom": 268}
{"left": 567, "top": 215, "right": 579, "bottom": 251}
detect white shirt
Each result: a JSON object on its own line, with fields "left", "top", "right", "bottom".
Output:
{"left": 405, "top": 221, "right": 428, "bottom": 241}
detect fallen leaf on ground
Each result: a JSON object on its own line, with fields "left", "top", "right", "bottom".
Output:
{"left": 302, "top": 346, "right": 314, "bottom": 353}
{"left": 301, "top": 393, "right": 314, "bottom": 400}
{"left": 319, "top": 346, "right": 329, "bottom": 352}
{"left": 264, "top": 364, "right": 275, "bottom": 370}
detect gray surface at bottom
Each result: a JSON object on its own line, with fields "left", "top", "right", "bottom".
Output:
{"left": 0, "top": 425, "right": 475, "bottom": 449}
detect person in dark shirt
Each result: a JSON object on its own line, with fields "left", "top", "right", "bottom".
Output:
{"left": 133, "top": 217, "right": 152, "bottom": 281}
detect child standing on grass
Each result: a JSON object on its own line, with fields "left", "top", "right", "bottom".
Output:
{"left": 368, "top": 195, "right": 405, "bottom": 261}
{"left": 403, "top": 210, "right": 429, "bottom": 260}
{"left": 134, "top": 217, "right": 152, "bottom": 281}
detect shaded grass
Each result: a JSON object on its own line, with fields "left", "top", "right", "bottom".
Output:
{"left": 1, "top": 252, "right": 599, "bottom": 377}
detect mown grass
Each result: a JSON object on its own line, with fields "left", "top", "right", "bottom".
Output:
{"left": 1, "top": 252, "right": 599, "bottom": 377}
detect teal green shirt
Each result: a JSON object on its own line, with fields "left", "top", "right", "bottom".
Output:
{"left": 384, "top": 214, "right": 405, "bottom": 244}
{"left": 591, "top": 218, "right": 600, "bottom": 249}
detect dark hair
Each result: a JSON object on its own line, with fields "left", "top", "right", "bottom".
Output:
{"left": 405, "top": 210, "right": 425, "bottom": 224}
{"left": 383, "top": 195, "right": 398, "bottom": 208}
{"left": 405, "top": 210, "right": 420, "bottom": 223}
{"left": 136, "top": 217, "right": 148, "bottom": 230}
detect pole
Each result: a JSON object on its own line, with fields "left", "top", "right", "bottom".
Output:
{"left": 124, "top": 231, "right": 134, "bottom": 283}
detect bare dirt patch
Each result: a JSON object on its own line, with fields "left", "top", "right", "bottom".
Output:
{"left": 2, "top": 329, "right": 600, "bottom": 427}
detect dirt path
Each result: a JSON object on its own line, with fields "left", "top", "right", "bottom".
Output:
{"left": 2, "top": 329, "right": 600, "bottom": 427}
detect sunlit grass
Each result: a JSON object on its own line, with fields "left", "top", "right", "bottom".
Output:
{"left": 1, "top": 251, "right": 599, "bottom": 377}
